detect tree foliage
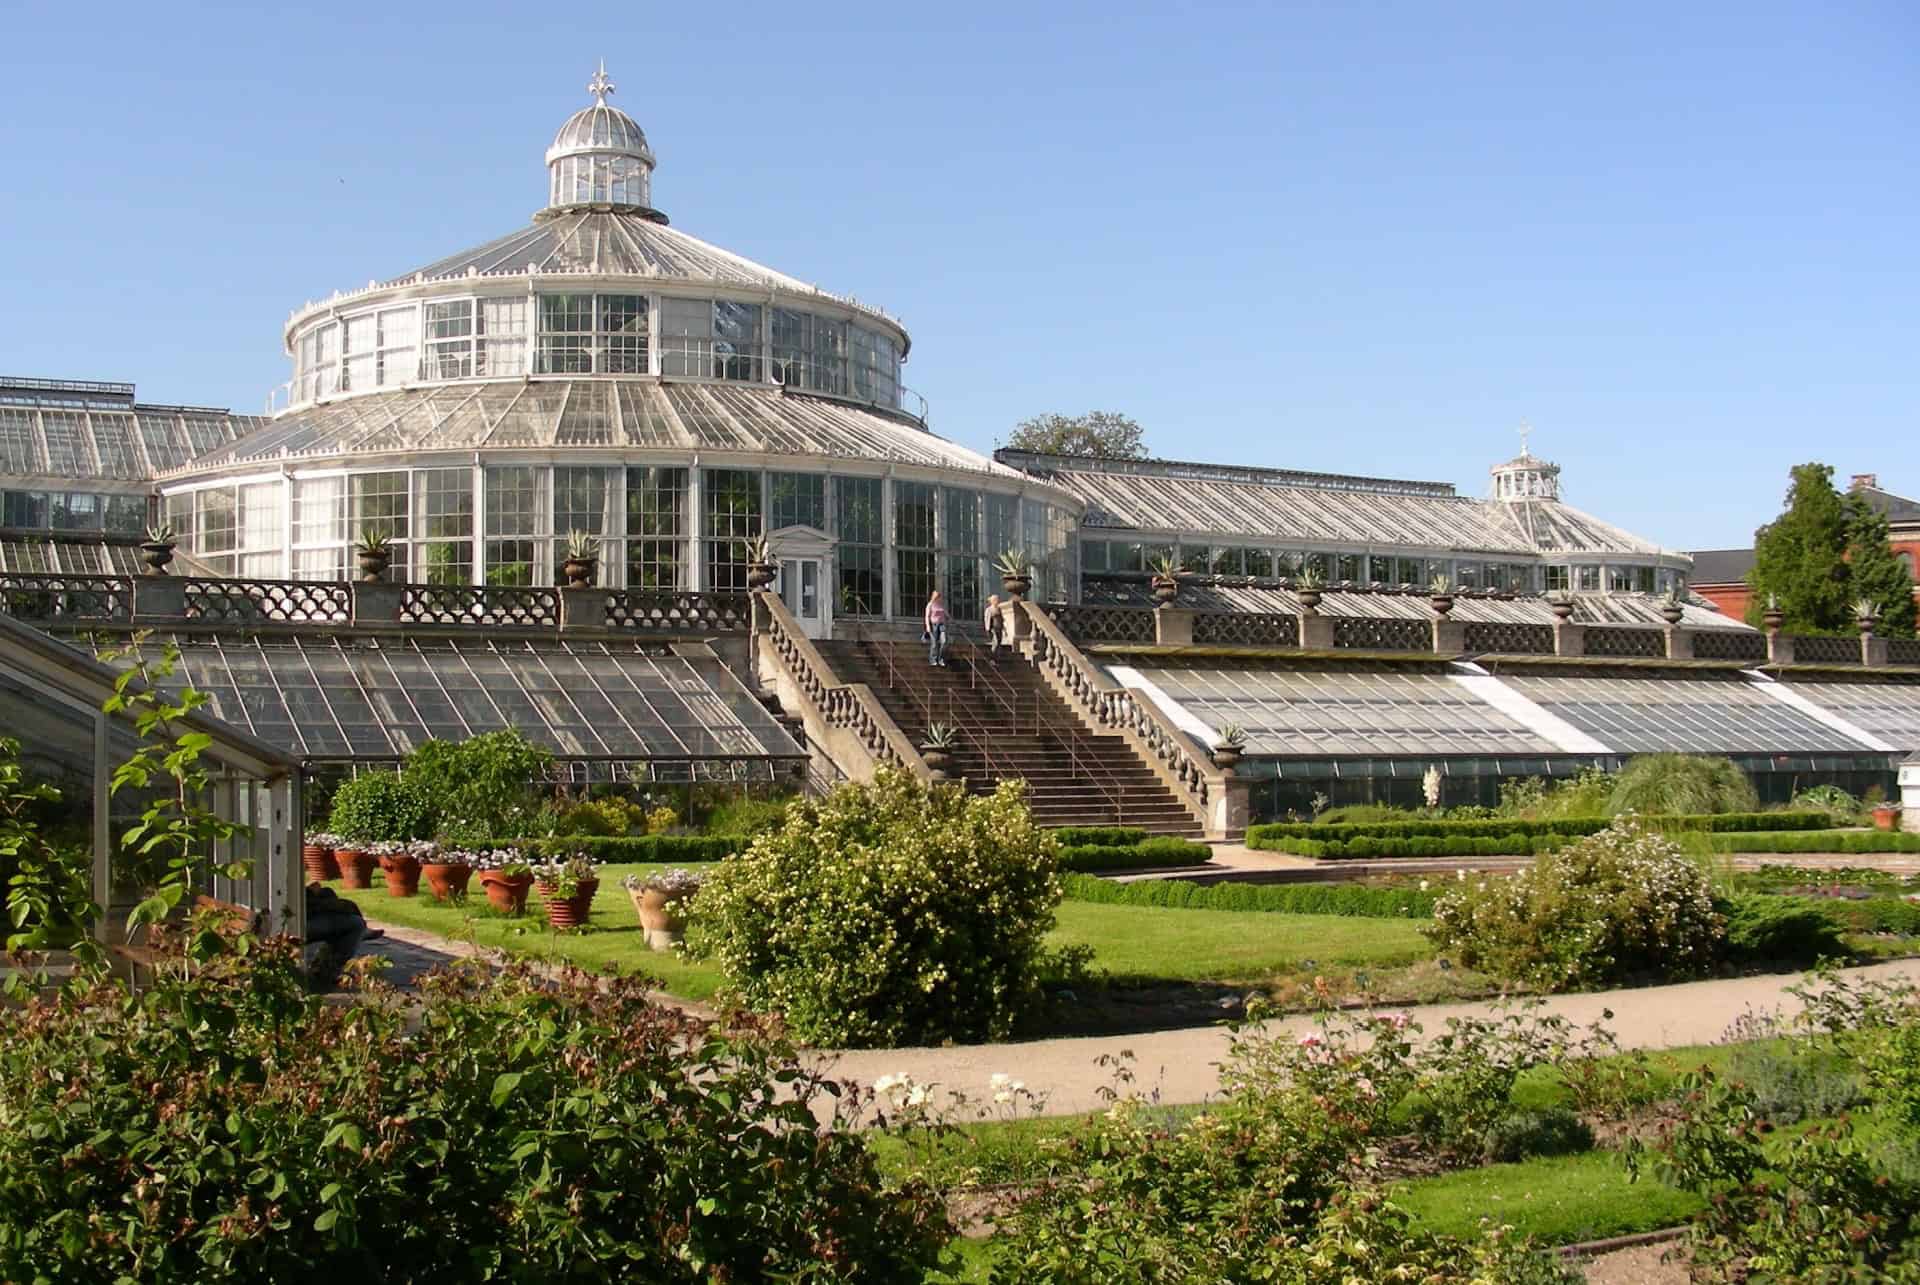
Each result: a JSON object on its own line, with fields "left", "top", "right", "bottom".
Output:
{"left": 1005, "top": 411, "right": 1148, "bottom": 460}
{"left": 1747, "top": 462, "right": 1916, "bottom": 637}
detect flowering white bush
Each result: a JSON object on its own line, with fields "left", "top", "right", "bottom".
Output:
{"left": 1424, "top": 821, "right": 1725, "bottom": 990}
{"left": 687, "top": 769, "right": 1060, "bottom": 1047}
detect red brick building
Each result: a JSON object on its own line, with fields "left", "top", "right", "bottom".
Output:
{"left": 1692, "top": 474, "right": 1920, "bottom": 622}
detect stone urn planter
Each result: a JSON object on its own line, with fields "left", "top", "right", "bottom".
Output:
{"left": 1660, "top": 603, "right": 1685, "bottom": 626}
{"left": 1762, "top": 606, "right": 1785, "bottom": 633}
{"left": 539, "top": 878, "right": 599, "bottom": 931}
{"left": 478, "top": 871, "right": 534, "bottom": 914}
{"left": 1296, "top": 587, "right": 1323, "bottom": 612}
{"left": 1549, "top": 598, "right": 1576, "bottom": 623}
{"left": 357, "top": 547, "right": 391, "bottom": 583}
{"left": 562, "top": 557, "right": 598, "bottom": 589}
{"left": 421, "top": 860, "right": 473, "bottom": 901}
{"left": 139, "top": 540, "right": 176, "bottom": 575}
{"left": 334, "top": 848, "right": 377, "bottom": 890}
{"left": 301, "top": 840, "right": 338, "bottom": 883}
{"left": 1001, "top": 573, "right": 1032, "bottom": 601}
{"left": 1212, "top": 745, "right": 1242, "bottom": 771}
{"left": 1428, "top": 593, "right": 1454, "bottom": 618}
{"left": 628, "top": 886, "right": 694, "bottom": 950}
{"left": 380, "top": 852, "right": 422, "bottom": 898}
{"left": 1150, "top": 576, "right": 1179, "bottom": 607}
{"left": 747, "top": 561, "right": 777, "bottom": 590}
{"left": 1873, "top": 804, "right": 1903, "bottom": 832}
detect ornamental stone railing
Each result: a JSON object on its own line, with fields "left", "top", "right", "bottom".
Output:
{"left": 1889, "top": 638, "right": 1920, "bottom": 667}
{"left": 401, "top": 584, "right": 561, "bottom": 628}
{"left": 1790, "top": 635, "right": 1864, "bottom": 666}
{"left": 0, "top": 573, "right": 133, "bottom": 622}
{"left": 606, "top": 590, "right": 751, "bottom": 633}
{"left": 184, "top": 577, "right": 352, "bottom": 624}
{"left": 1193, "top": 611, "right": 1300, "bottom": 647}
{"left": 1046, "top": 604, "right": 1157, "bottom": 644}
{"left": 1583, "top": 626, "right": 1668, "bottom": 659}
{"left": 1020, "top": 601, "right": 1232, "bottom": 835}
{"left": 1460, "top": 621, "right": 1556, "bottom": 655}
{"left": 753, "top": 590, "right": 928, "bottom": 782}
{"left": 1692, "top": 629, "right": 1769, "bottom": 663}
{"left": 1330, "top": 616, "right": 1432, "bottom": 651}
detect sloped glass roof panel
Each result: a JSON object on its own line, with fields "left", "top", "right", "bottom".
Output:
{"left": 1781, "top": 679, "right": 1920, "bottom": 752}
{"left": 1504, "top": 673, "right": 1871, "bottom": 754}
{"left": 1131, "top": 664, "right": 1558, "bottom": 757}
{"left": 95, "top": 636, "right": 800, "bottom": 765}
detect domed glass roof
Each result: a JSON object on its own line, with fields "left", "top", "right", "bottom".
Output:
{"left": 550, "top": 104, "right": 652, "bottom": 158}
{"left": 543, "top": 63, "right": 658, "bottom": 217}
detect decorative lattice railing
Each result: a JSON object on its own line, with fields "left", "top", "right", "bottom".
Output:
{"left": 0, "top": 573, "right": 133, "bottom": 621}
{"left": 184, "top": 578, "right": 352, "bottom": 624}
{"left": 1046, "top": 604, "right": 1156, "bottom": 645}
{"left": 1692, "top": 630, "right": 1768, "bottom": 663}
{"left": 606, "top": 591, "right": 751, "bottom": 632}
{"left": 1888, "top": 638, "right": 1920, "bottom": 667}
{"left": 1583, "top": 626, "right": 1666, "bottom": 659}
{"left": 400, "top": 584, "right": 560, "bottom": 628}
{"left": 1461, "top": 621, "right": 1555, "bottom": 654}
{"left": 1330, "top": 616, "right": 1431, "bottom": 651}
{"left": 1193, "top": 612, "right": 1300, "bottom": 646}
{"left": 1791, "top": 635, "right": 1861, "bottom": 666}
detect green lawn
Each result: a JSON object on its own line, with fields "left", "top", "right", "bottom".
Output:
{"left": 356, "top": 873, "right": 1438, "bottom": 1000}
{"left": 1391, "top": 1149, "right": 1704, "bottom": 1243}
{"left": 351, "top": 862, "right": 727, "bottom": 1001}
{"left": 1047, "top": 899, "right": 1434, "bottom": 984}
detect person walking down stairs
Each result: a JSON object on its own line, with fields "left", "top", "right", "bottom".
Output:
{"left": 923, "top": 589, "right": 949, "bottom": 666}
{"left": 984, "top": 594, "right": 1006, "bottom": 659}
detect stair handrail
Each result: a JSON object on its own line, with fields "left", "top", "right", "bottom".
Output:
{"left": 863, "top": 620, "right": 1126, "bottom": 824}
{"left": 1016, "top": 599, "right": 1219, "bottom": 823}
{"left": 755, "top": 591, "right": 930, "bottom": 781}
{"left": 943, "top": 621, "right": 1131, "bottom": 824}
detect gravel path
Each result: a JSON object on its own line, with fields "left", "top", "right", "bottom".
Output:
{"left": 809, "top": 959, "right": 1920, "bottom": 1117}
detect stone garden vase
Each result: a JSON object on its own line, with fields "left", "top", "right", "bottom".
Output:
{"left": 629, "top": 886, "right": 691, "bottom": 950}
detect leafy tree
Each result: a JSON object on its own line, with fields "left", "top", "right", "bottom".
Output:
{"left": 1005, "top": 410, "right": 1148, "bottom": 460}
{"left": 1745, "top": 462, "right": 1906, "bottom": 634}
{"left": 1843, "top": 489, "right": 1918, "bottom": 638}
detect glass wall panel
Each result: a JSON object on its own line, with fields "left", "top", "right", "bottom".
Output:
{"left": 102, "top": 494, "right": 146, "bottom": 534}
{"left": 850, "top": 326, "right": 899, "bottom": 408}
{"left": 197, "top": 488, "right": 237, "bottom": 555}
{"left": 1544, "top": 565, "right": 1570, "bottom": 592}
{"left": 1082, "top": 539, "right": 1109, "bottom": 573}
{"left": 769, "top": 472, "right": 825, "bottom": 531}
{"left": 1576, "top": 565, "right": 1600, "bottom": 591}
{"left": 702, "top": 468, "right": 761, "bottom": 591}
{"left": 553, "top": 466, "right": 611, "bottom": 582}
{"left": 238, "top": 483, "right": 282, "bottom": 567}
{"left": 598, "top": 295, "right": 648, "bottom": 374}
{"left": 164, "top": 492, "right": 194, "bottom": 547}
{"left": 0, "top": 410, "right": 39, "bottom": 474}
{"left": 770, "top": 309, "right": 847, "bottom": 395}
{"left": 660, "top": 298, "right": 712, "bottom": 379}
{"left": 625, "top": 466, "right": 687, "bottom": 589}
{"left": 342, "top": 313, "right": 377, "bottom": 391}
{"left": 350, "top": 471, "right": 409, "bottom": 573}
{"left": 834, "top": 476, "right": 884, "bottom": 616}
{"left": 50, "top": 493, "right": 98, "bottom": 531}
{"left": 423, "top": 300, "right": 476, "bottom": 379}
{"left": 835, "top": 476, "right": 883, "bottom": 545}
{"left": 713, "top": 302, "right": 762, "bottom": 381}
{"left": 836, "top": 544, "right": 883, "bottom": 617}
{"left": 480, "top": 297, "right": 529, "bottom": 376}
{"left": 292, "top": 476, "right": 345, "bottom": 548}
{"left": 537, "top": 294, "right": 595, "bottom": 374}
{"left": 377, "top": 306, "right": 418, "bottom": 387}
{"left": 419, "top": 468, "right": 475, "bottom": 585}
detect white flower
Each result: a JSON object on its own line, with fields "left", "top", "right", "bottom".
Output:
{"left": 906, "top": 1085, "right": 930, "bottom": 1107}
{"left": 989, "top": 1073, "right": 1011, "bottom": 1090}
{"left": 873, "top": 1073, "right": 903, "bottom": 1095}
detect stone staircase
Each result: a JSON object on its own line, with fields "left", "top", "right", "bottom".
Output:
{"left": 814, "top": 637, "right": 1201, "bottom": 835}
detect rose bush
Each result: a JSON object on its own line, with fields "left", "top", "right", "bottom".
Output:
{"left": 688, "top": 768, "right": 1061, "bottom": 1047}
{"left": 1425, "top": 820, "right": 1725, "bottom": 989}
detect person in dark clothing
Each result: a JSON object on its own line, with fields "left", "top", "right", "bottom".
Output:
{"left": 304, "top": 882, "right": 368, "bottom": 991}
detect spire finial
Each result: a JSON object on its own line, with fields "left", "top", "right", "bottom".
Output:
{"left": 1518, "top": 422, "right": 1532, "bottom": 457}
{"left": 587, "top": 59, "right": 615, "bottom": 105}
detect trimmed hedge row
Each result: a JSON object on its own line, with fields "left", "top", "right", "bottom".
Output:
{"left": 1247, "top": 811, "right": 1834, "bottom": 847}
{"left": 493, "top": 835, "right": 743, "bottom": 863}
{"left": 1056, "top": 837, "right": 1212, "bottom": 873}
{"left": 1260, "top": 834, "right": 1574, "bottom": 860}
{"left": 1712, "top": 831, "right": 1920, "bottom": 855}
{"left": 1060, "top": 873, "right": 1438, "bottom": 918}
{"left": 1048, "top": 825, "right": 1148, "bottom": 848}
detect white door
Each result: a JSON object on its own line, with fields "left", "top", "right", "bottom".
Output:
{"left": 779, "top": 557, "right": 829, "bottom": 640}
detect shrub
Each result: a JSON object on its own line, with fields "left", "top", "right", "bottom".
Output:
{"left": 1314, "top": 803, "right": 1416, "bottom": 824}
{"left": 1425, "top": 821, "right": 1725, "bottom": 989}
{"left": 1607, "top": 753, "right": 1758, "bottom": 816}
{"left": 1793, "top": 784, "right": 1866, "bottom": 824}
{"left": 702, "top": 794, "right": 793, "bottom": 837}
{"left": 1497, "top": 766, "right": 1613, "bottom": 820}
{"left": 688, "top": 769, "right": 1061, "bottom": 1047}
{"left": 1046, "top": 825, "right": 1146, "bottom": 848}
{"left": 1482, "top": 1107, "right": 1594, "bottom": 1163}
{"left": 1055, "top": 836, "right": 1210, "bottom": 872}
{"left": 327, "top": 771, "right": 434, "bottom": 844}
{"left": 1715, "top": 830, "right": 1920, "bottom": 854}
{"left": 546, "top": 795, "right": 643, "bottom": 837}
{"left": 1721, "top": 893, "right": 1848, "bottom": 966}
{"left": 502, "top": 834, "right": 740, "bottom": 863}
{"left": 0, "top": 939, "right": 948, "bottom": 1282}
{"left": 402, "top": 729, "right": 555, "bottom": 844}
{"left": 1058, "top": 872, "right": 1438, "bottom": 917}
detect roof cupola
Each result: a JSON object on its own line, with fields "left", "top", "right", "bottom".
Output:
{"left": 541, "top": 62, "right": 665, "bottom": 222}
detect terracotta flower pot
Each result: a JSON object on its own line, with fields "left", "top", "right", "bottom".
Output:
{"left": 302, "top": 842, "right": 339, "bottom": 883}
{"left": 629, "top": 886, "right": 692, "bottom": 950}
{"left": 421, "top": 861, "right": 473, "bottom": 901}
{"left": 335, "top": 848, "right": 377, "bottom": 889}
{"left": 1873, "top": 806, "right": 1902, "bottom": 832}
{"left": 479, "top": 871, "right": 534, "bottom": 914}
{"left": 381, "top": 854, "right": 422, "bottom": 897}
{"left": 539, "top": 878, "right": 599, "bottom": 930}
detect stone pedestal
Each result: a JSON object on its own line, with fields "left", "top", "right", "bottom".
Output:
{"left": 1154, "top": 606, "right": 1194, "bottom": 646}
{"left": 352, "top": 582, "right": 405, "bottom": 625}
{"left": 1431, "top": 618, "right": 1466, "bottom": 654}
{"left": 1005, "top": 601, "right": 1034, "bottom": 642}
{"left": 1864, "top": 636, "right": 1889, "bottom": 668}
{"left": 560, "top": 587, "right": 610, "bottom": 632}
{"left": 1552, "top": 621, "right": 1585, "bottom": 657}
{"left": 131, "top": 577, "right": 187, "bottom": 620}
{"left": 1664, "top": 626, "right": 1695, "bottom": 661}
{"left": 1766, "top": 631, "right": 1795, "bottom": 665}
{"left": 1297, "top": 611, "right": 1334, "bottom": 650}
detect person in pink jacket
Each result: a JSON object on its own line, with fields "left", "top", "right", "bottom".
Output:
{"left": 923, "top": 590, "right": 949, "bottom": 666}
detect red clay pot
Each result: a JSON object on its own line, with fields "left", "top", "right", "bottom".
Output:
{"left": 538, "top": 878, "right": 599, "bottom": 931}
{"left": 381, "top": 854, "right": 422, "bottom": 898}
{"left": 335, "top": 849, "right": 377, "bottom": 889}
{"left": 302, "top": 843, "right": 339, "bottom": 883}
{"left": 421, "top": 862, "right": 473, "bottom": 901}
{"left": 479, "top": 871, "right": 534, "bottom": 914}
{"left": 1873, "top": 805, "right": 1902, "bottom": 832}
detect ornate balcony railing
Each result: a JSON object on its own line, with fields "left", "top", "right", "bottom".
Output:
{"left": 1791, "top": 635, "right": 1861, "bottom": 666}
{"left": 1584, "top": 626, "right": 1666, "bottom": 659}
{"left": 607, "top": 590, "right": 750, "bottom": 632}
{"left": 1693, "top": 629, "right": 1769, "bottom": 663}
{"left": 0, "top": 573, "right": 132, "bottom": 621}
{"left": 1193, "top": 612, "right": 1300, "bottom": 647}
{"left": 1888, "top": 637, "right": 1920, "bottom": 667}
{"left": 1047, "top": 604, "right": 1156, "bottom": 645}
{"left": 184, "top": 578, "right": 352, "bottom": 624}
{"left": 1331, "top": 616, "right": 1430, "bottom": 651}
{"left": 401, "top": 584, "right": 561, "bottom": 628}
{"left": 1461, "top": 621, "right": 1555, "bottom": 655}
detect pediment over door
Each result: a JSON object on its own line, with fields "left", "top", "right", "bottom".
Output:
{"left": 769, "top": 524, "right": 833, "bottom": 558}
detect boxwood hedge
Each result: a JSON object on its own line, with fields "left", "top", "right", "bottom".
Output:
{"left": 1056, "top": 837, "right": 1212, "bottom": 872}
{"left": 488, "top": 835, "right": 743, "bottom": 863}
{"left": 1060, "top": 872, "right": 1438, "bottom": 917}
{"left": 1246, "top": 812, "right": 1832, "bottom": 849}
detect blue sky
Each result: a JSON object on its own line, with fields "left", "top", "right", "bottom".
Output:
{"left": 1, "top": 0, "right": 1913, "bottom": 550}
